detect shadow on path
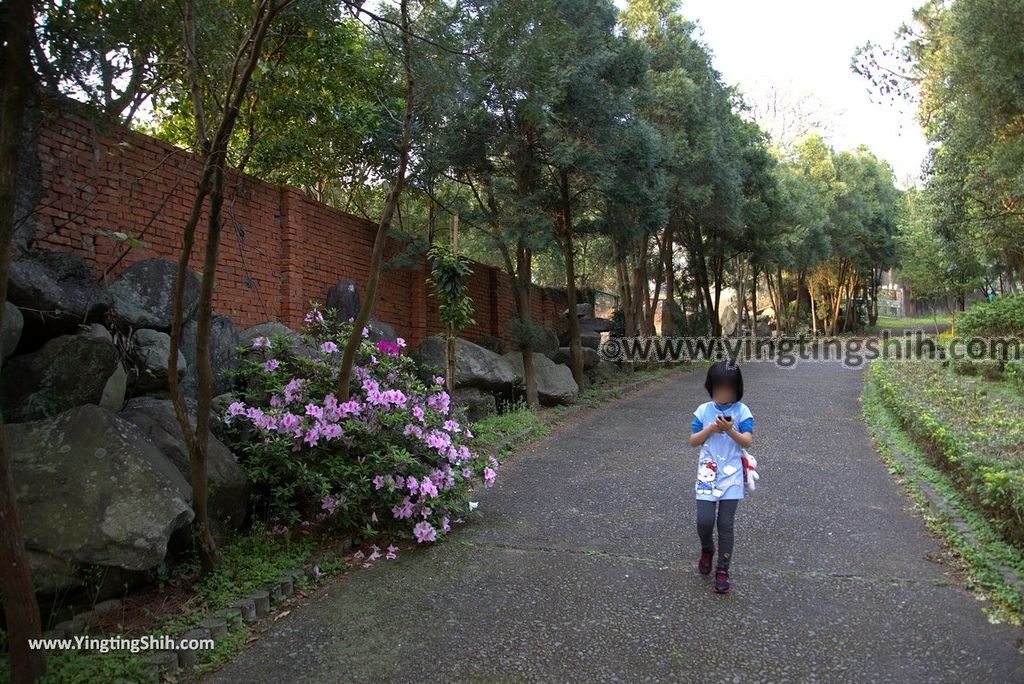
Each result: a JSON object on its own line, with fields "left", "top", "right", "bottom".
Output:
{"left": 208, "top": 362, "right": 1024, "bottom": 682}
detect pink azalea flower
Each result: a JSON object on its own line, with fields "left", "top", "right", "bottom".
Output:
{"left": 391, "top": 497, "right": 414, "bottom": 520}
{"left": 305, "top": 309, "right": 324, "bottom": 324}
{"left": 270, "top": 394, "right": 283, "bottom": 408}
{"left": 407, "top": 476, "right": 419, "bottom": 495}
{"left": 371, "top": 511, "right": 378, "bottom": 523}
{"left": 362, "top": 327, "right": 370, "bottom": 338}
{"left": 320, "top": 423, "right": 343, "bottom": 440}
{"left": 252, "top": 336, "right": 272, "bottom": 350}
{"left": 372, "top": 475, "right": 387, "bottom": 490}
{"left": 305, "top": 403, "right": 324, "bottom": 420}
{"left": 284, "top": 378, "right": 304, "bottom": 404}
{"left": 442, "top": 516, "right": 451, "bottom": 533}
{"left": 419, "top": 477, "right": 439, "bottom": 499}
{"left": 433, "top": 375, "right": 445, "bottom": 386}
{"left": 227, "top": 401, "right": 246, "bottom": 418}
{"left": 484, "top": 467, "right": 496, "bottom": 487}
{"left": 396, "top": 337, "right": 407, "bottom": 348}
{"left": 413, "top": 521, "right": 437, "bottom": 543}
{"left": 412, "top": 405, "right": 425, "bottom": 422}
{"left": 376, "top": 339, "right": 400, "bottom": 356}
{"left": 462, "top": 467, "right": 472, "bottom": 479}
{"left": 319, "top": 341, "right": 339, "bottom": 354}
{"left": 263, "top": 358, "right": 280, "bottom": 372}
{"left": 353, "top": 550, "right": 365, "bottom": 560}
{"left": 444, "top": 419, "right": 460, "bottom": 433}
{"left": 386, "top": 544, "right": 398, "bottom": 560}
{"left": 278, "top": 413, "right": 302, "bottom": 434}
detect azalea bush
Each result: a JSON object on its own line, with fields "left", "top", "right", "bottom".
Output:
{"left": 223, "top": 306, "right": 498, "bottom": 544}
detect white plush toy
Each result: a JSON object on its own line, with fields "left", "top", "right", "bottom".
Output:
{"left": 741, "top": 449, "right": 760, "bottom": 491}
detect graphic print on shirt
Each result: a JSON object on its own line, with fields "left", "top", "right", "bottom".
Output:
{"left": 696, "top": 458, "right": 717, "bottom": 496}
{"left": 693, "top": 400, "right": 754, "bottom": 502}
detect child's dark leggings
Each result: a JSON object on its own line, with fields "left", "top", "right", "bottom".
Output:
{"left": 697, "top": 499, "right": 739, "bottom": 570}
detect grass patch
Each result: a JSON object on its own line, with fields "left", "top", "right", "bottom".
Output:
{"left": 471, "top": 403, "right": 548, "bottom": 454}
{"left": 872, "top": 314, "right": 952, "bottom": 331}
{"left": 862, "top": 365, "right": 1024, "bottom": 626}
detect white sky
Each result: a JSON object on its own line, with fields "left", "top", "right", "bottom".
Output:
{"left": 628, "top": 0, "right": 929, "bottom": 188}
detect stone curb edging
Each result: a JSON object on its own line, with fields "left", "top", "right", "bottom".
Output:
{"left": 41, "top": 565, "right": 323, "bottom": 682}
{"left": 873, "top": 421, "right": 1024, "bottom": 603}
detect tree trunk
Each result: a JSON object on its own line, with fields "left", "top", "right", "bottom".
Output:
{"left": 559, "top": 170, "right": 585, "bottom": 388}
{"left": 749, "top": 265, "right": 758, "bottom": 338}
{"left": 337, "top": 0, "right": 415, "bottom": 398}
{"left": 514, "top": 245, "right": 539, "bottom": 408}
{"left": 167, "top": 0, "right": 287, "bottom": 572}
{"left": 662, "top": 223, "right": 675, "bottom": 336}
{"left": 611, "top": 239, "right": 634, "bottom": 336}
{"left": 0, "top": 1, "right": 48, "bottom": 679}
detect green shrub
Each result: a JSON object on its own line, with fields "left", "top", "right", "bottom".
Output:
{"left": 224, "top": 305, "right": 498, "bottom": 544}
{"left": 867, "top": 361, "right": 1024, "bottom": 549}
{"left": 1005, "top": 361, "right": 1024, "bottom": 398}
{"left": 953, "top": 359, "right": 978, "bottom": 376}
{"left": 957, "top": 295, "right": 1024, "bottom": 338}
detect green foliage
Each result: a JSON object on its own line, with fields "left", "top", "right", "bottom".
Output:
{"left": 224, "top": 305, "right": 496, "bottom": 542}
{"left": 1005, "top": 361, "right": 1024, "bottom": 398}
{"left": 857, "top": 0, "right": 1024, "bottom": 287}
{"left": 957, "top": 295, "right": 1024, "bottom": 338}
{"left": 868, "top": 360, "right": 1024, "bottom": 549}
{"left": 862, "top": 378, "right": 1024, "bottom": 624}
{"left": 427, "top": 243, "right": 476, "bottom": 338}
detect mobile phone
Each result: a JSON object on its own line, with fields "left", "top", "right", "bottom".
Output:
{"left": 719, "top": 415, "right": 732, "bottom": 422}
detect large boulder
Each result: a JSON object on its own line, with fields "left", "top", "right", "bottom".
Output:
{"left": 367, "top": 317, "right": 399, "bottom": 344}
{"left": 579, "top": 316, "right": 614, "bottom": 334}
{"left": 120, "top": 397, "right": 248, "bottom": 537}
{"left": 419, "top": 336, "right": 520, "bottom": 392}
{"left": 6, "top": 405, "right": 193, "bottom": 593}
{"left": 451, "top": 387, "right": 497, "bottom": 422}
{"left": 503, "top": 351, "right": 579, "bottom": 406}
{"left": 109, "top": 258, "right": 200, "bottom": 330}
{"left": 324, "top": 277, "right": 399, "bottom": 343}
{"left": 129, "top": 328, "right": 186, "bottom": 395}
{"left": 2, "top": 300, "right": 23, "bottom": 358}
{"left": 1, "top": 332, "right": 119, "bottom": 422}
{"left": 81, "top": 324, "right": 127, "bottom": 411}
{"left": 586, "top": 359, "right": 618, "bottom": 386}
{"left": 6, "top": 250, "right": 111, "bottom": 332}
{"left": 552, "top": 346, "right": 600, "bottom": 370}
{"left": 182, "top": 314, "right": 239, "bottom": 397}
{"left": 559, "top": 329, "right": 601, "bottom": 350}
{"left": 533, "top": 325, "right": 560, "bottom": 358}
{"left": 325, "top": 278, "right": 362, "bottom": 322}
{"left": 239, "top": 321, "right": 314, "bottom": 359}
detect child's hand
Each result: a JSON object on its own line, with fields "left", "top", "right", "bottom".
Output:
{"left": 714, "top": 415, "right": 732, "bottom": 432}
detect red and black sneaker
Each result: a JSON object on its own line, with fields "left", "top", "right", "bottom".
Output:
{"left": 696, "top": 546, "right": 714, "bottom": 576}
{"left": 713, "top": 568, "right": 731, "bottom": 594}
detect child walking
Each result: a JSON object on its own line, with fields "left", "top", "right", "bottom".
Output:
{"left": 689, "top": 361, "right": 753, "bottom": 594}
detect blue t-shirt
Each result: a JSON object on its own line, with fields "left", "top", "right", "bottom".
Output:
{"left": 691, "top": 400, "right": 754, "bottom": 501}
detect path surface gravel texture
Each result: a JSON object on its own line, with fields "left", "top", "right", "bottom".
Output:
{"left": 208, "top": 361, "right": 1024, "bottom": 683}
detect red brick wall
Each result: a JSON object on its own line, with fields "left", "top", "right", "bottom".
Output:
{"left": 29, "top": 104, "right": 567, "bottom": 349}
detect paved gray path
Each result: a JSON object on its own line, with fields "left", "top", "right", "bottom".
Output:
{"left": 208, "top": 361, "right": 1024, "bottom": 683}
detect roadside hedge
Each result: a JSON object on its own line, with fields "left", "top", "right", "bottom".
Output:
{"left": 868, "top": 360, "right": 1024, "bottom": 549}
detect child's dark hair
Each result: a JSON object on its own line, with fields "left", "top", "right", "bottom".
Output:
{"left": 704, "top": 361, "right": 743, "bottom": 401}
